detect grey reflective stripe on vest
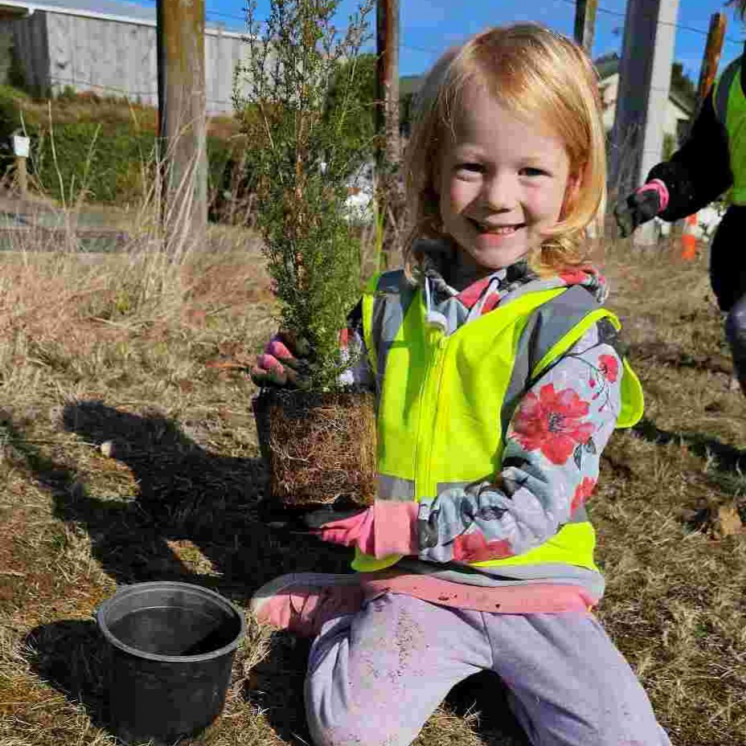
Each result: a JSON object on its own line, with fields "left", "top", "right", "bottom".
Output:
{"left": 715, "top": 57, "right": 741, "bottom": 123}
{"left": 500, "top": 285, "right": 600, "bottom": 436}
{"left": 371, "top": 270, "right": 418, "bottom": 385}
{"left": 378, "top": 474, "right": 415, "bottom": 500}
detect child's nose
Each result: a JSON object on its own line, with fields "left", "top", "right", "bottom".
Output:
{"left": 482, "top": 172, "right": 516, "bottom": 210}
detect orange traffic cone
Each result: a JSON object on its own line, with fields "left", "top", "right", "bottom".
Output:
{"left": 681, "top": 213, "right": 698, "bottom": 260}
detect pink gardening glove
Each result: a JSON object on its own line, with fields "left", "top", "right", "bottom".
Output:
{"left": 250, "top": 332, "right": 311, "bottom": 388}
{"left": 613, "top": 179, "right": 670, "bottom": 238}
{"left": 314, "top": 502, "right": 420, "bottom": 558}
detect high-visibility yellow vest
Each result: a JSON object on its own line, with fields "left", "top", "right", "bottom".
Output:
{"left": 714, "top": 53, "right": 746, "bottom": 206}
{"left": 352, "top": 270, "right": 644, "bottom": 574}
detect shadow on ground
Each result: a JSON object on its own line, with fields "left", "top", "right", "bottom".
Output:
{"left": 633, "top": 417, "right": 746, "bottom": 474}
{"left": 446, "top": 672, "right": 530, "bottom": 746}
{"left": 23, "top": 619, "right": 109, "bottom": 732}
{"left": 8, "top": 401, "right": 528, "bottom": 745}
{"left": 53, "top": 400, "right": 351, "bottom": 598}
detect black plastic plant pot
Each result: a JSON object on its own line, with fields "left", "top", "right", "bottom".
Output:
{"left": 96, "top": 581, "right": 245, "bottom": 744}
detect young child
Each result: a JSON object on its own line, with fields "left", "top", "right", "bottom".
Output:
{"left": 615, "top": 0, "right": 746, "bottom": 393}
{"left": 251, "top": 23, "right": 670, "bottom": 746}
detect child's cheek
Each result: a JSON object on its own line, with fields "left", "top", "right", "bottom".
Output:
{"left": 448, "top": 181, "right": 463, "bottom": 204}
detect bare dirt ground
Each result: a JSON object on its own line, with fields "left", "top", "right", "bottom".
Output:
{"left": 0, "top": 233, "right": 744, "bottom": 746}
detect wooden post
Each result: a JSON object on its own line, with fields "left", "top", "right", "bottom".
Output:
{"left": 574, "top": 0, "right": 601, "bottom": 238}
{"left": 11, "top": 134, "right": 29, "bottom": 198}
{"left": 574, "top": 0, "right": 598, "bottom": 54}
{"left": 14, "top": 155, "right": 26, "bottom": 197}
{"left": 609, "top": 0, "right": 680, "bottom": 246}
{"left": 156, "top": 0, "right": 208, "bottom": 250}
{"left": 695, "top": 12, "right": 727, "bottom": 116}
{"left": 375, "top": 0, "right": 402, "bottom": 266}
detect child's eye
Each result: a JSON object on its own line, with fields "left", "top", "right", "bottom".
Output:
{"left": 520, "top": 167, "right": 548, "bottom": 177}
{"left": 455, "top": 163, "right": 484, "bottom": 175}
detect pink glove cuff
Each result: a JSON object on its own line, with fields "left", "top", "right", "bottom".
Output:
{"left": 637, "top": 179, "right": 669, "bottom": 213}
{"left": 372, "top": 501, "right": 419, "bottom": 557}
{"left": 318, "top": 501, "right": 419, "bottom": 558}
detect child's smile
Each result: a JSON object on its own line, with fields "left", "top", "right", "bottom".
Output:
{"left": 438, "top": 85, "right": 574, "bottom": 274}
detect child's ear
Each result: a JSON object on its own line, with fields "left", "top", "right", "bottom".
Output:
{"left": 561, "top": 172, "right": 582, "bottom": 218}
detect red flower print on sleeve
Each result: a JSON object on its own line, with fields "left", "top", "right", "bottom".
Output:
{"left": 512, "top": 384, "right": 595, "bottom": 465}
{"left": 571, "top": 477, "right": 596, "bottom": 513}
{"left": 598, "top": 354, "right": 619, "bottom": 383}
{"left": 452, "top": 531, "right": 513, "bottom": 562}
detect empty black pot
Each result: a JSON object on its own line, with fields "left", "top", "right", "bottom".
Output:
{"left": 96, "top": 581, "right": 245, "bottom": 744}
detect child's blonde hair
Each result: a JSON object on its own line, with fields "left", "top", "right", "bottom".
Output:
{"left": 403, "top": 23, "right": 606, "bottom": 276}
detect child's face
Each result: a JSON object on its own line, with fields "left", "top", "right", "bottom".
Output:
{"left": 438, "top": 88, "right": 573, "bottom": 275}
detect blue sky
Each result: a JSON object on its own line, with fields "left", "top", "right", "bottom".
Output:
{"left": 133, "top": 0, "right": 745, "bottom": 79}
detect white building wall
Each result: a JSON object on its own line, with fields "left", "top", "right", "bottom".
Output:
{"left": 664, "top": 98, "right": 690, "bottom": 140}
{"left": 600, "top": 72, "right": 690, "bottom": 147}
{"left": 9, "top": 10, "right": 49, "bottom": 92}
{"left": 600, "top": 75, "right": 619, "bottom": 132}
{"left": 8, "top": 8, "right": 250, "bottom": 114}
{"left": 205, "top": 27, "right": 250, "bottom": 113}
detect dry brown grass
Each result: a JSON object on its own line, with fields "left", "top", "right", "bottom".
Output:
{"left": 0, "top": 230, "right": 744, "bottom": 745}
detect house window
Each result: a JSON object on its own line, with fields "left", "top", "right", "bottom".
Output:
{"left": 676, "top": 117, "right": 690, "bottom": 148}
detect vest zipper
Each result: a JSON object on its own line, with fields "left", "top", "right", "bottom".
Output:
{"left": 415, "top": 328, "right": 448, "bottom": 501}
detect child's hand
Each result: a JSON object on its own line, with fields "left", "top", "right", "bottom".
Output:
{"left": 613, "top": 180, "right": 667, "bottom": 237}
{"left": 250, "top": 332, "right": 312, "bottom": 389}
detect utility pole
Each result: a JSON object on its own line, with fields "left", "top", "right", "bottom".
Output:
{"left": 609, "top": 0, "right": 680, "bottom": 246}
{"left": 574, "top": 0, "right": 598, "bottom": 54}
{"left": 573, "top": 0, "right": 601, "bottom": 239}
{"left": 375, "top": 0, "right": 402, "bottom": 265}
{"left": 695, "top": 12, "right": 727, "bottom": 117}
{"left": 156, "top": 0, "right": 208, "bottom": 250}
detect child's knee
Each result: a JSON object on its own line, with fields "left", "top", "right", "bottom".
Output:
{"left": 307, "top": 713, "right": 402, "bottom": 746}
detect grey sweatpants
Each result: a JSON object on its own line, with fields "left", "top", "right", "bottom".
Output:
{"left": 305, "top": 592, "right": 671, "bottom": 746}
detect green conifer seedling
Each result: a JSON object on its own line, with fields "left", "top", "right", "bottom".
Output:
{"left": 235, "top": 0, "right": 375, "bottom": 391}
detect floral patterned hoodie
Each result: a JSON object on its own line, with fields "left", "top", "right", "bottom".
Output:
{"left": 332, "top": 243, "right": 627, "bottom": 610}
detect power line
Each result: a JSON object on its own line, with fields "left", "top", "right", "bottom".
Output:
{"left": 135, "top": 0, "right": 247, "bottom": 25}
{"left": 557, "top": 0, "right": 745, "bottom": 47}
{"left": 206, "top": 9, "right": 246, "bottom": 23}
{"left": 400, "top": 42, "right": 441, "bottom": 55}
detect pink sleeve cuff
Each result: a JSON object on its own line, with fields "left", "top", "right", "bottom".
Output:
{"left": 637, "top": 178, "right": 669, "bottom": 213}
{"left": 317, "top": 501, "right": 419, "bottom": 558}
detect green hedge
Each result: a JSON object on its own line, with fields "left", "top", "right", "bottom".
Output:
{"left": 29, "top": 124, "right": 243, "bottom": 208}
{"left": 0, "top": 88, "right": 248, "bottom": 214}
{"left": 31, "top": 122, "right": 154, "bottom": 204}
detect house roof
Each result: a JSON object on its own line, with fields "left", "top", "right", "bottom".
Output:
{"left": 594, "top": 52, "right": 621, "bottom": 81}
{"left": 0, "top": 0, "right": 243, "bottom": 35}
{"left": 595, "top": 52, "right": 695, "bottom": 115}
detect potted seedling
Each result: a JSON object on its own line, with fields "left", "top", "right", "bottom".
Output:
{"left": 235, "top": 0, "right": 377, "bottom": 510}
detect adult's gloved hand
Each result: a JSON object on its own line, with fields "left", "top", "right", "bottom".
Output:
{"left": 613, "top": 179, "right": 669, "bottom": 238}
{"left": 250, "top": 331, "right": 312, "bottom": 389}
